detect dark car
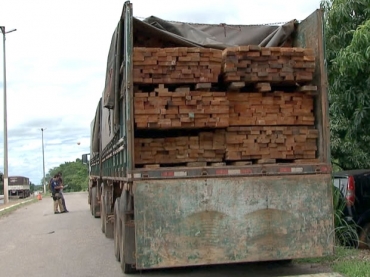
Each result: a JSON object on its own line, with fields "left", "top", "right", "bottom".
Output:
{"left": 333, "top": 169, "right": 370, "bottom": 248}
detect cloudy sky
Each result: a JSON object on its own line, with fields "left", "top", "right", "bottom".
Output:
{"left": 0, "top": 0, "right": 322, "bottom": 185}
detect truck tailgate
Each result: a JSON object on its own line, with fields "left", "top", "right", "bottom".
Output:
{"left": 133, "top": 174, "right": 334, "bottom": 269}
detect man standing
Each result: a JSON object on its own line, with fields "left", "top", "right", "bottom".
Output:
{"left": 57, "top": 172, "right": 69, "bottom": 213}
{"left": 50, "top": 174, "right": 64, "bottom": 214}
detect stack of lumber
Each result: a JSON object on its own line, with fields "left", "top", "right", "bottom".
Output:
{"left": 133, "top": 47, "right": 222, "bottom": 84}
{"left": 225, "top": 126, "right": 318, "bottom": 161}
{"left": 228, "top": 91, "right": 314, "bottom": 126}
{"left": 132, "top": 45, "right": 319, "bottom": 166}
{"left": 134, "top": 85, "right": 229, "bottom": 129}
{"left": 222, "top": 46, "right": 315, "bottom": 84}
{"left": 134, "top": 130, "right": 225, "bottom": 165}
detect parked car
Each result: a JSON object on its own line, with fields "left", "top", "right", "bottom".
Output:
{"left": 333, "top": 169, "right": 370, "bottom": 248}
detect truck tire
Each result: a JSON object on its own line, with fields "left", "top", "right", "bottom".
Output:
{"left": 91, "top": 186, "right": 100, "bottom": 218}
{"left": 105, "top": 215, "right": 114, "bottom": 239}
{"left": 358, "top": 222, "right": 370, "bottom": 249}
{"left": 114, "top": 198, "right": 121, "bottom": 261}
{"left": 120, "top": 193, "right": 136, "bottom": 274}
{"left": 89, "top": 190, "right": 93, "bottom": 215}
{"left": 101, "top": 191, "right": 106, "bottom": 234}
{"left": 101, "top": 186, "right": 114, "bottom": 239}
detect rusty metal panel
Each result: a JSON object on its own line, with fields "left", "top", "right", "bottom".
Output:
{"left": 134, "top": 174, "right": 334, "bottom": 269}
{"left": 293, "top": 10, "right": 330, "bottom": 164}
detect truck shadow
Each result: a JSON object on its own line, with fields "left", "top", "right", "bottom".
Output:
{"left": 138, "top": 260, "right": 332, "bottom": 276}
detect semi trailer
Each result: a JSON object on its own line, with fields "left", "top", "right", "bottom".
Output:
{"left": 84, "top": 1, "right": 334, "bottom": 274}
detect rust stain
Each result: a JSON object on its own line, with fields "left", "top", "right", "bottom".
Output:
{"left": 134, "top": 174, "right": 334, "bottom": 269}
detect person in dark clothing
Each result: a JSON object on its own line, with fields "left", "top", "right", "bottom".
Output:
{"left": 57, "top": 172, "right": 69, "bottom": 212}
{"left": 50, "top": 174, "right": 64, "bottom": 214}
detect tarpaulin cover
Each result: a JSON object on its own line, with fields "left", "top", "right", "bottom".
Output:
{"left": 138, "top": 16, "right": 296, "bottom": 48}
{"left": 103, "top": 15, "right": 296, "bottom": 107}
{"left": 98, "top": 15, "right": 297, "bottom": 152}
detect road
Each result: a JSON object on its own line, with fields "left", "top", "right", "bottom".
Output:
{"left": 0, "top": 192, "right": 335, "bottom": 277}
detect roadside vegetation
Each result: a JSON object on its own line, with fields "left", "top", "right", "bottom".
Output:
{"left": 310, "top": 0, "right": 370, "bottom": 274}
{"left": 295, "top": 186, "right": 370, "bottom": 277}
{"left": 39, "top": 158, "right": 89, "bottom": 193}
{"left": 0, "top": 198, "right": 38, "bottom": 217}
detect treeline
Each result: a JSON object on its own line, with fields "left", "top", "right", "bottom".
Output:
{"left": 42, "top": 159, "right": 89, "bottom": 192}
{"left": 322, "top": 0, "right": 370, "bottom": 170}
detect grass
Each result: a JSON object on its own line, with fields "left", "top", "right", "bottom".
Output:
{"left": 296, "top": 246, "right": 370, "bottom": 277}
{"left": 0, "top": 198, "right": 39, "bottom": 217}
{"left": 295, "top": 184, "right": 370, "bottom": 277}
{"left": 332, "top": 259, "right": 370, "bottom": 277}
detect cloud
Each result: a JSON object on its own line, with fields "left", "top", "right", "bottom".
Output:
{"left": 0, "top": 0, "right": 321, "bottom": 184}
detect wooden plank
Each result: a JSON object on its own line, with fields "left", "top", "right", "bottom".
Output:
{"left": 209, "top": 162, "right": 226, "bottom": 166}
{"left": 144, "top": 164, "right": 160, "bottom": 169}
{"left": 187, "top": 162, "right": 207, "bottom": 167}
{"left": 227, "top": 82, "right": 245, "bottom": 91}
{"left": 134, "top": 89, "right": 230, "bottom": 129}
{"left": 195, "top": 83, "right": 212, "bottom": 91}
{"left": 222, "top": 46, "right": 315, "bottom": 85}
{"left": 257, "top": 159, "right": 276, "bottom": 164}
{"left": 255, "top": 82, "right": 271, "bottom": 92}
{"left": 133, "top": 47, "right": 222, "bottom": 84}
{"left": 231, "top": 161, "right": 252, "bottom": 166}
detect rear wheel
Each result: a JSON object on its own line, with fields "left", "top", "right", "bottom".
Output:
{"left": 101, "top": 189, "right": 106, "bottom": 233}
{"left": 101, "top": 186, "right": 114, "bottom": 238}
{"left": 358, "top": 222, "right": 370, "bottom": 249}
{"left": 114, "top": 198, "right": 121, "bottom": 261}
{"left": 89, "top": 188, "right": 93, "bottom": 215}
{"left": 120, "top": 193, "right": 136, "bottom": 274}
{"left": 91, "top": 186, "right": 97, "bottom": 217}
{"left": 91, "top": 186, "right": 100, "bottom": 218}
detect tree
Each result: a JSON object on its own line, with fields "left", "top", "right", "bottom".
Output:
{"left": 29, "top": 182, "right": 35, "bottom": 193}
{"left": 42, "top": 159, "right": 89, "bottom": 192}
{"left": 322, "top": 0, "right": 370, "bottom": 170}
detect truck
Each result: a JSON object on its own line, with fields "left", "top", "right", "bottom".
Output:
{"left": 83, "top": 1, "right": 334, "bottom": 274}
{"left": 8, "top": 176, "right": 31, "bottom": 199}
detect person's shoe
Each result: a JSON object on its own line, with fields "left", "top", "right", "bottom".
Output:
{"left": 54, "top": 211, "right": 60, "bottom": 214}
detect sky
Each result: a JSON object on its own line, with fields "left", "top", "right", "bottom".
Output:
{"left": 0, "top": 0, "right": 322, "bottom": 185}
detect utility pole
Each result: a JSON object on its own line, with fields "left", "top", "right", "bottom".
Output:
{"left": 1, "top": 26, "right": 17, "bottom": 204}
{"left": 41, "top": 128, "right": 46, "bottom": 194}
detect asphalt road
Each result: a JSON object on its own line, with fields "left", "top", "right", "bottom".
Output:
{"left": 0, "top": 192, "right": 335, "bottom": 277}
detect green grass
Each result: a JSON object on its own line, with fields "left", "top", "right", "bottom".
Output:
{"left": 0, "top": 198, "right": 38, "bottom": 217}
{"left": 332, "top": 260, "right": 370, "bottom": 277}
{"left": 296, "top": 246, "right": 370, "bottom": 277}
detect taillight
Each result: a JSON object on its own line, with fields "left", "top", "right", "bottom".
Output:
{"left": 346, "top": 176, "right": 355, "bottom": 206}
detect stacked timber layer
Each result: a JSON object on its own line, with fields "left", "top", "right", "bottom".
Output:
{"left": 225, "top": 126, "right": 318, "bottom": 162}
{"left": 134, "top": 85, "right": 229, "bottom": 129}
{"left": 133, "top": 46, "right": 319, "bottom": 166}
{"left": 222, "top": 46, "right": 315, "bottom": 83}
{"left": 134, "top": 126, "right": 318, "bottom": 165}
{"left": 133, "top": 47, "right": 222, "bottom": 84}
{"left": 228, "top": 91, "right": 314, "bottom": 126}
{"left": 134, "top": 130, "right": 226, "bottom": 165}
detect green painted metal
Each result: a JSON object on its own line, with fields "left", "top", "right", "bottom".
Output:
{"left": 123, "top": 1, "right": 134, "bottom": 174}
{"left": 134, "top": 174, "right": 334, "bottom": 269}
